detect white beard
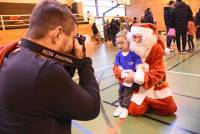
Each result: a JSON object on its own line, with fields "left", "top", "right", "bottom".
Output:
{"left": 129, "top": 34, "right": 158, "bottom": 61}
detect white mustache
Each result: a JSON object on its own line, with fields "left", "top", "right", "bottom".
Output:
{"left": 130, "top": 42, "right": 149, "bottom": 57}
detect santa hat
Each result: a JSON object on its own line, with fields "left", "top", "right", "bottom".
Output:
{"left": 129, "top": 23, "right": 170, "bottom": 56}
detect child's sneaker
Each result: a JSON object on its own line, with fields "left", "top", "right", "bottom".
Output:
{"left": 113, "top": 106, "right": 123, "bottom": 117}
{"left": 119, "top": 108, "right": 128, "bottom": 119}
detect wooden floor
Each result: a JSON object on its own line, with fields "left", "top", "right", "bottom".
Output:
{"left": 1, "top": 29, "right": 200, "bottom": 134}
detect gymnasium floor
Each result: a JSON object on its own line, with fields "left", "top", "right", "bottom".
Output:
{"left": 1, "top": 29, "right": 200, "bottom": 134}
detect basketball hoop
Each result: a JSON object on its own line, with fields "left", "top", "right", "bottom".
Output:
{"left": 116, "top": 0, "right": 131, "bottom": 5}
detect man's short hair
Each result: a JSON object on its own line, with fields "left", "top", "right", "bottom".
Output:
{"left": 28, "top": 0, "right": 77, "bottom": 39}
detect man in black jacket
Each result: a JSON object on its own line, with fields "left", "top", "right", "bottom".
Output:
{"left": 0, "top": 1, "right": 100, "bottom": 134}
{"left": 195, "top": 8, "right": 200, "bottom": 39}
{"left": 172, "top": 0, "right": 192, "bottom": 53}
{"left": 144, "top": 8, "right": 154, "bottom": 24}
{"left": 164, "top": 0, "right": 175, "bottom": 49}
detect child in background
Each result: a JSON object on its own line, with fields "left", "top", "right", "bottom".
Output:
{"left": 187, "top": 16, "right": 196, "bottom": 51}
{"left": 113, "top": 29, "right": 142, "bottom": 119}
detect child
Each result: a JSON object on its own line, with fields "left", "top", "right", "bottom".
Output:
{"left": 113, "top": 29, "right": 142, "bottom": 119}
{"left": 187, "top": 16, "right": 196, "bottom": 51}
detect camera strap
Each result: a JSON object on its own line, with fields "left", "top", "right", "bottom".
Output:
{"left": 19, "top": 39, "right": 82, "bottom": 67}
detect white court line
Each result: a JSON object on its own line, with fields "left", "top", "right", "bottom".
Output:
{"left": 167, "top": 71, "right": 200, "bottom": 77}
{"left": 74, "top": 67, "right": 200, "bottom": 80}
{"left": 92, "top": 52, "right": 117, "bottom": 60}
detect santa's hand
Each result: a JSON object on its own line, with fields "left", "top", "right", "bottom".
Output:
{"left": 124, "top": 71, "right": 134, "bottom": 83}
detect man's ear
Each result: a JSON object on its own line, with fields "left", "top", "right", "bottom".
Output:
{"left": 52, "top": 26, "right": 63, "bottom": 41}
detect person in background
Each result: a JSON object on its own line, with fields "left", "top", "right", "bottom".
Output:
{"left": 113, "top": 29, "right": 142, "bottom": 119}
{"left": 130, "top": 17, "right": 139, "bottom": 28}
{"left": 187, "top": 16, "right": 196, "bottom": 51}
{"left": 104, "top": 19, "right": 111, "bottom": 42}
{"left": 195, "top": 8, "right": 200, "bottom": 39}
{"left": 121, "top": 18, "right": 129, "bottom": 30}
{"left": 164, "top": 0, "right": 175, "bottom": 50}
{"left": 86, "top": 11, "right": 91, "bottom": 21}
{"left": 92, "top": 23, "right": 102, "bottom": 44}
{"left": 0, "top": 1, "right": 100, "bottom": 134}
{"left": 140, "top": 16, "right": 145, "bottom": 23}
{"left": 144, "top": 8, "right": 154, "bottom": 24}
{"left": 110, "top": 19, "right": 120, "bottom": 46}
{"left": 172, "top": 0, "right": 193, "bottom": 53}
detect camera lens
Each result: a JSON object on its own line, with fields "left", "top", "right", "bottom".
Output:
{"left": 76, "top": 34, "right": 86, "bottom": 45}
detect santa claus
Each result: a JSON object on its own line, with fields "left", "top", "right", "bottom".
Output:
{"left": 114, "top": 23, "right": 177, "bottom": 116}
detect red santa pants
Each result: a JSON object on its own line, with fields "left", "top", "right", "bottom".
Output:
{"left": 128, "top": 96, "right": 177, "bottom": 116}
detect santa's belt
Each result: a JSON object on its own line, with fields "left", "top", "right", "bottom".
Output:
{"left": 155, "top": 80, "right": 165, "bottom": 86}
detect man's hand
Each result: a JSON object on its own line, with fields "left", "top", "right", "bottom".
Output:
{"left": 73, "top": 39, "right": 84, "bottom": 58}
{"left": 73, "top": 35, "right": 96, "bottom": 58}
{"left": 124, "top": 71, "right": 134, "bottom": 83}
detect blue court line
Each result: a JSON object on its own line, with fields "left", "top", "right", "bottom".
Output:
{"left": 72, "top": 121, "right": 93, "bottom": 134}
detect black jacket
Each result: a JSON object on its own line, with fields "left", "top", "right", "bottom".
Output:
{"left": 172, "top": 1, "right": 193, "bottom": 32}
{"left": 195, "top": 12, "right": 200, "bottom": 26}
{"left": 164, "top": 5, "right": 174, "bottom": 28}
{"left": 144, "top": 11, "right": 154, "bottom": 24}
{"left": 0, "top": 40, "right": 100, "bottom": 134}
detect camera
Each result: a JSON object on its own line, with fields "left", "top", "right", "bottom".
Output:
{"left": 75, "top": 33, "right": 86, "bottom": 45}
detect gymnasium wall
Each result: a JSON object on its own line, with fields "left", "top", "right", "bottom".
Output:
{"left": 0, "top": 0, "right": 72, "bottom": 14}
{"left": 0, "top": 0, "right": 68, "bottom": 4}
{"left": 125, "top": 0, "right": 200, "bottom": 31}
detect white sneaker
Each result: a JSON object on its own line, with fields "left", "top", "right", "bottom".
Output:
{"left": 113, "top": 106, "right": 123, "bottom": 117}
{"left": 119, "top": 108, "right": 128, "bottom": 119}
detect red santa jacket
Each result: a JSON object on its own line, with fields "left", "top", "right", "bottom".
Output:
{"left": 113, "top": 42, "right": 172, "bottom": 101}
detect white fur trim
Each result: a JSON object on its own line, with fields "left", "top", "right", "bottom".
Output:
{"left": 139, "top": 86, "right": 172, "bottom": 99}
{"left": 131, "top": 93, "right": 146, "bottom": 105}
{"left": 131, "top": 26, "right": 153, "bottom": 35}
{"left": 131, "top": 86, "right": 173, "bottom": 105}
{"left": 118, "top": 66, "right": 123, "bottom": 70}
{"left": 164, "top": 48, "right": 170, "bottom": 56}
{"left": 134, "top": 71, "right": 145, "bottom": 85}
{"left": 126, "top": 32, "right": 133, "bottom": 42}
{"left": 122, "top": 82, "right": 133, "bottom": 87}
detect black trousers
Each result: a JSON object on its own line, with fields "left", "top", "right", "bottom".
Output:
{"left": 187, "top": 35, "right": 195, "bottom": 49}
{"left": 176, "top": 32, "right": 187, "bottom": 52}
{"left": 118, "top": 86, "right": 133, "bottom": 108}
{"left": 196, "top": 27, "right": 200, "bottom": 39}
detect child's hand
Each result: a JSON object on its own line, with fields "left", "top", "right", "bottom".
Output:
{"left": 124, "top": 71, "right": 134, "bottom": 83}
{"left": 137, "top": 63, "right": 149, "bottom": 72}
{"left": 121, "top": 70, "right": 134, "bottom": 79}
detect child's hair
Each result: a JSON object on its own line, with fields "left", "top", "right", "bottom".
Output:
{"left": 116, "top": 29, "right": 128, "bottom": 40}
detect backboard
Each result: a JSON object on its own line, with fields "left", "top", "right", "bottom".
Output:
{"left": 116, "top": 0, "right": 131, "bottom": 5}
